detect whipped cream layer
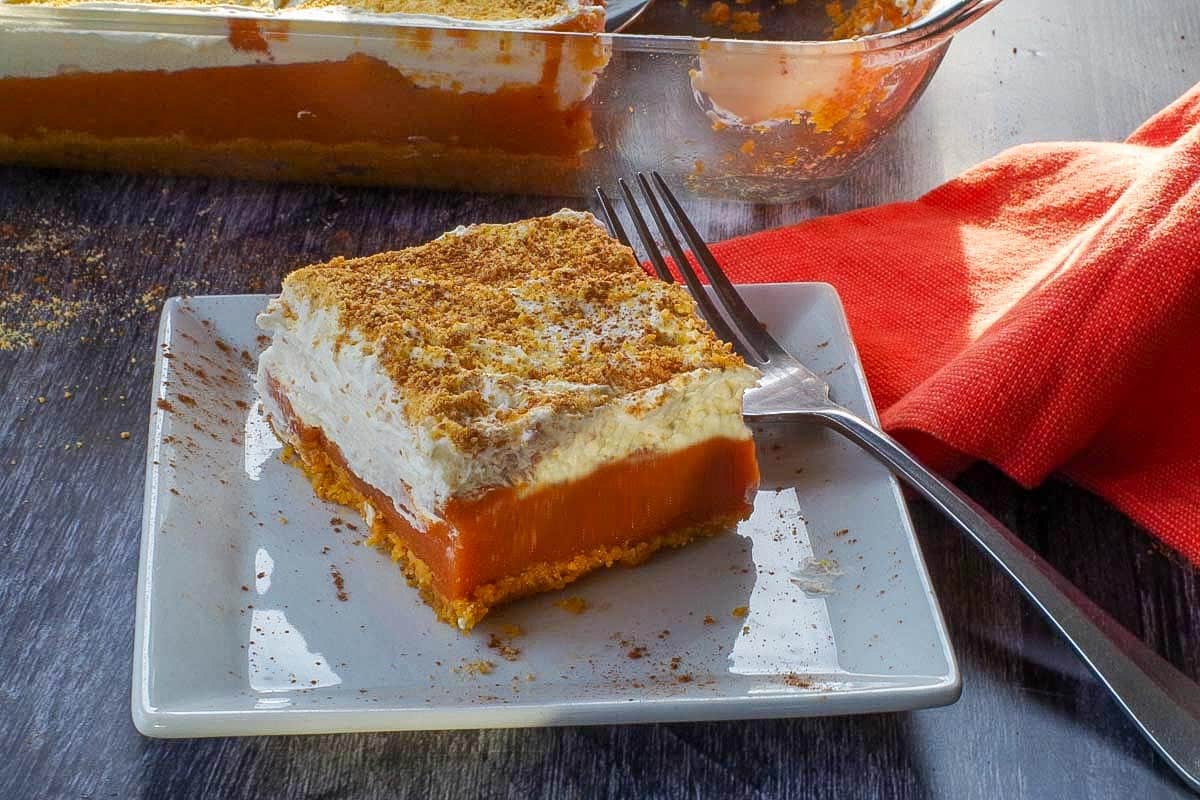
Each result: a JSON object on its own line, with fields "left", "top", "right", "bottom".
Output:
{"left": 0, "top": 1, "right": 605, "bottom": 107}
{"left": 257, "top": 293, "right": 756, "bottom": 528}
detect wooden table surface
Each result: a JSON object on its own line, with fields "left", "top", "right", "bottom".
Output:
{"left": 2, "top": 0, "right": 1199, "bottom": 797}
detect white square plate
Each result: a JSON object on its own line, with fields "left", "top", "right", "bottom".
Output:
{"left": 133, "top": 284, "right": 958, "bottom": 737}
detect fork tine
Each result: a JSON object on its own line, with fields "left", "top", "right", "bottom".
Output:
{"left": 630, "top": 174, "right": 756, "bottom": 362}
{"left": 594, "top": 187, "right": 631, "bottom": 248}
{"left": 616, "top": 179, "right": 673, "bottom": 283}
{"left": 649, "top": 172, "right": 782, "bottom": 362}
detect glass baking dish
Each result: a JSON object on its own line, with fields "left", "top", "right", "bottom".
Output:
{"left": 0, "top": 0, "right": 999, "bottom": 201}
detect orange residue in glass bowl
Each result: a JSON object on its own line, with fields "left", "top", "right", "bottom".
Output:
{"left": 826, "top": 0, "right": 932, "bottom": 40}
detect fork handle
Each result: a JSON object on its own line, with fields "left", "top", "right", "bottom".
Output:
{"left": 810, "top": 406, "right": 1200, "bottom": 792}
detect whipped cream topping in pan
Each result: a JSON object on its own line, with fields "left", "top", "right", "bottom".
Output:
{"left": 280, "top": 0, "right": 601, "bottom": 27}
{"left": 256, "top": 210, "right": 758, "bottom": 526}
{"left": 0, "top": 0, "right": 606, "bottom": 107}
{"left": 0, "top": 0, "right": 600, "bottom": 25}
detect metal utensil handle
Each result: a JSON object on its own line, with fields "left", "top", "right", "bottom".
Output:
{"left": 812, "top": 405, "right": 1200, "bottom": 793}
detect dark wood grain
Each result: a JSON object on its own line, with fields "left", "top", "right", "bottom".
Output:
{"left": 2, "top": 0, "right": 1200, "bottom": 797}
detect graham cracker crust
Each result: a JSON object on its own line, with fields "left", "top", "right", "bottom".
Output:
{"left": 0, "top": 133, "right": 589, "bottom": 195}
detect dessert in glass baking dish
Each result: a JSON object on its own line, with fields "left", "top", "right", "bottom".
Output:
{"left": 0, "top": 0, "right": 996, "bottom": 199}
{"left": 0, "top": 0, "right": 609, "bottom": 191}
{"left": 255, "top": 210, "right": 761, "bottom": 630}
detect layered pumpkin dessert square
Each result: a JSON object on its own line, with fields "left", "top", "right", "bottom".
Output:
{"left": 255, "top": 210, "right": 760, "bottom": 630}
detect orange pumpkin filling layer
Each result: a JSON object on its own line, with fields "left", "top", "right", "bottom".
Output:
{"left": 0, "top": 52, "right": 593, "bottom": 156}
{"left": 272, "top": 380, "right": 759, "bottom": 630}
{"left": 0, "top": 21, "right": 607, "bottom": 189}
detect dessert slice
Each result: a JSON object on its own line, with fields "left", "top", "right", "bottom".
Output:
{"left": 256, "top": 210, "right": 760, "bottom": 630}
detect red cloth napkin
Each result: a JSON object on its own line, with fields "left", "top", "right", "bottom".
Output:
{"left": 708, "top": 82, "right": 1200, "bottom": 563}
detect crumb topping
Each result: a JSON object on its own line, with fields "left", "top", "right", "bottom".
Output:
{"left": 288, "top": 0, "right": 578, "bottom": 19}
{"left": 280, "top": 211, "right": 746, "bottom": 455}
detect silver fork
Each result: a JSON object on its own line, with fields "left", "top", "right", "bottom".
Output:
{"left": 597, "top": 172, "right": 1200, "bottom": 793}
